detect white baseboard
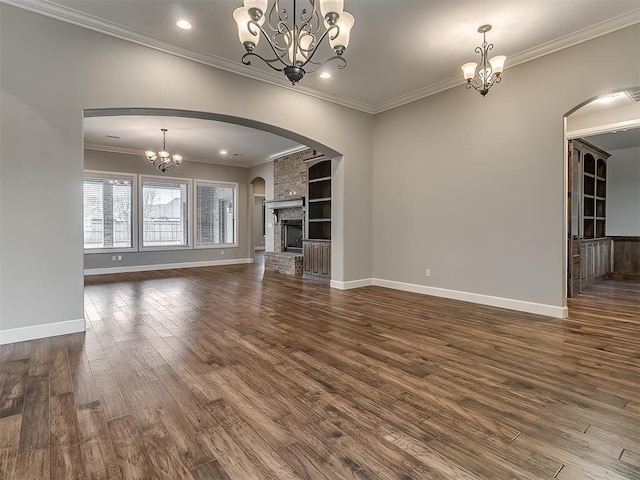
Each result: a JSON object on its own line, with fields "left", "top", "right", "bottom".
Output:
{"left": 330, "top": 278, "right": 374, "bottom": 290}
{"left": 84, "top": 258, "right": 254, "bottom": 275}
{"left": 0, "top": 318, "right": 86, "bottom": 345}
{"left": 372, "top": 278, "right": 568, "bottom": 318}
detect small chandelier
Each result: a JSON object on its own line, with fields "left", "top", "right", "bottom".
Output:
{"left": 144, "top": 129, "right": 184, "bottom": 173}
{"left": 233, "top": 0, "right": 355, "bottom": 85}
{"left": 461, "top": 25, "right": 506, "bottom": 97}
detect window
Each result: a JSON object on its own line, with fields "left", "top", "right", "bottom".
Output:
{"left": 83, "top": 172, "right": 135, "bottom": 251}
{"left": 141, "top": 177, "right": 190, "bottom": 248}
{"left": 195, "top": 181, "right": 237, "bottom": 247}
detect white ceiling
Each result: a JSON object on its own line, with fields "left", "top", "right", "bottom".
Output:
{"left": 84, "top": 115, "right": 303, "bottom": 168}
{"left": 7, "top": 0, "right": 640, "bottom": 166}
{"left": 587, "top": 127, "right": 640, "bottom": 152}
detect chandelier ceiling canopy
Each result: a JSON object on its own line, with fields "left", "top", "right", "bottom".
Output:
{"left": 233, "top": 0, "right": 355, "bottom": 85}
{"left": 145, "top": 128, "right": 184, "bottom": 173}
{"left": 461, "top": 25, "right": 507, "bottom": 97}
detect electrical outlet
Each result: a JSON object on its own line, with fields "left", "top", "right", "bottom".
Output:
{"left": 111, "top": 255, "right": 117, "bottom": 262}
{"left": 220, "top": 250, "right": 225, "bottom": 256}
{"left": 425, "top": 268, "right": 431, "bottom": 277}
{"left": 117, "top": 255, "right": 122, "bottom": 261}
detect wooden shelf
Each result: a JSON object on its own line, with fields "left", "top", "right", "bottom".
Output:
{"left": 308, "top": 176, "right": 331, "bottom": 183}
{"left": 305, "top": 159, "right": 332, "bottom": 275}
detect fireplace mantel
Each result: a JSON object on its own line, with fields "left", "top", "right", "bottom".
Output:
{"left": 265, "top": 197, "right": 305, "bottom": 210}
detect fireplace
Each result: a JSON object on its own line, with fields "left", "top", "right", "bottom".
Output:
{"left": 283, "top": 220, "right": 303, "bottom": 253}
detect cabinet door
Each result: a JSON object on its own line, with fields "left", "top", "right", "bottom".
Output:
{"left": 320, "top": 243, "right": 330, "bottom": 277}
{"left": 311, "top": 243, "right": 321, "bottom": 275}
{"left": 303, "top": 243, "right": 313, "bottom": 274}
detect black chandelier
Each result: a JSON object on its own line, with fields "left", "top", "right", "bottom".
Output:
{"left": 461, "top": 25, "right": 506, "bottom": 97}
{"left": 144, "top": 129, "right": 184, "bottom": 173}
{"left": 233, "top": 0, "right": 355, "bottom": 85}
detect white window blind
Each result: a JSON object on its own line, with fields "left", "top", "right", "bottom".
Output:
{"left": 196, "top": 182, "right": 236, "bottom": 246}
{"left": 83, "top": 175, "right": 134, "bottom": 250}
{"left": 142, "top": 178, "right": 190, "bottom": 247}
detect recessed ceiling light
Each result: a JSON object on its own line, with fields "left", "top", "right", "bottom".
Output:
{"left": 595, "top": 93, "right": 623, "bottom": 104}
{"left": 319, "top": 72, "right": 332, "bottom": 79}
{"left": 176, "top": 19, "right": 192, "bottom": 30}
{"left": 220, "top": 150, "right": 228, "bottom": 155}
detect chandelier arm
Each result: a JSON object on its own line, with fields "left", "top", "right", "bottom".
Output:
{"left": 301, "top": 55, "right": 346, "bottom": 74}
{"left": 242, "top": 51, "right": 288, "bottom": 72}
{"left": 296, "top": 24, "right": 339, "bottom": 69}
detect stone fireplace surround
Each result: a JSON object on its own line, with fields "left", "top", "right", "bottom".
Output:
{"left": 264, "top": 148, "right": 319, "bottom": 276}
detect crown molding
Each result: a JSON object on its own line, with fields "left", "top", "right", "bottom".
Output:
{"left": 4, "top": 0, "right": 639, "bottom": 116}
{"left": 84, "top": 142, "right": 273, "bottom": 168}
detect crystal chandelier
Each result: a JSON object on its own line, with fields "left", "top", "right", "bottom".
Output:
{"left": 144, "top": 129, "right": 184, "bottom": 173}
{"left": 233, "top": 0, "right": 355, "bottom": 85}
{"left": 461, "top": 25, "right": 506, "bottom": 97}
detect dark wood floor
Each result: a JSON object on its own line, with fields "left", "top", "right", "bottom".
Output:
{"left": 1, "top": 265, "right": 639, "bottom": 480}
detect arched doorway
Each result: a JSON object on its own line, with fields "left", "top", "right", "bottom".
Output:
{"left": 82, "top": 108, "right": 340, "bottom": 276}
{"left": 564, "top": 88, "right": 640, "bottom": 298}
{"left": 250, "top": 177, "right": 266, "bottom": 265}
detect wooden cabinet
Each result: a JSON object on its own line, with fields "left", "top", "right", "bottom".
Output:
{"left": 581, "top": 146, "right": 609, "bottom": 240}
{"left": 303, "top": 240, "right": 331, "bottom": 278}
{"left": 568, "top": 139, "right": 611, "bottom": 296}
{"left": 579, "top": 238, "right": 611, "bottom": 283}
{"left": 304, "top": 159, "right": 331, "bottom": 279}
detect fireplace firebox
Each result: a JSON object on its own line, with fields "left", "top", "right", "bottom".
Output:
{"left": 283, "top": 220, "right": 303, "bottom": 253}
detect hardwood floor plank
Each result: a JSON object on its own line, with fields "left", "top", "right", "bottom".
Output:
{"left": 51, "top": 444, "right": 84, "bottom": 480}
{"left": 0, "top": 415, "right": 21, "bottom": 450}
{"left": 207, "top": 398, "right": 300, "bottom": 479}
{"left": 0, "top": 360, "right": 29, "bottom": 418}
{"left": 123, "top": 387, "right": 195, "bottom": 479}
{"left": 190, "top": 459, "right": 231, "bottom": 480}
{"left": 77, "top": 402, "right": 123, "bottom": 480}
{"left": 107, "top": 416, "right": 156, "bottom": 480}
{"left": 49, "top": 342, "right": 73, "bottom": 396}
{"left": 12, "top": 448, "right": 49, "bottom": 480}
{"left": 50, "top": 393, "right": 81, "bottom": 447}
{"left": 18, "top": 374, "right": 49, "bottom": 453}
{"left": 88, "top": 357, "right": 130, "bottom": 421}
{"left": 68, "top": 351, "right": 100, "bottom": 407}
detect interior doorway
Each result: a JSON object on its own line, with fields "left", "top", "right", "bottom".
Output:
{"left": 565, "top": 89, "right": 640, "bottom": 298}
{"left": 251, "top": 177, "right": 266, "bottom": 265}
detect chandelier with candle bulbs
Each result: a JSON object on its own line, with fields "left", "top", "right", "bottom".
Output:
{"left": 144, "top": 129, "right": 184, "bottom": 173}
{"left": 461, "top": 25, "right": 506, "bottom": 97}
{"left": 233, "top": 0, "right": 355, "bottom": 85}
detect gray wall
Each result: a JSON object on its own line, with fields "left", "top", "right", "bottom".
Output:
{"left": 84, "top": 149, "right": 251, "bottom": 270}
{"left": 606, "top": 146, "right": 640, "bottom": 236}
{"left": 372, "top": 25, "right": 640, "bottom": 308}
{"left": 0, "top": 5, "right": 373, "bottom": 332}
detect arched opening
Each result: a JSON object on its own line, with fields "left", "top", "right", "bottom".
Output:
{"left": 82, "top": 107, "right": 341, "bottom": 279}
{"left": 564, "top": 87, "right": 640, "bottom": 301}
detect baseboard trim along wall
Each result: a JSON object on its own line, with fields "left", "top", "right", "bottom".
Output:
{"left": 0, "top": 318, "right": 86, "bottom": 345}
{"left": 330, "top": 277, "right": 568, "bottom": 318}
{"left": 330, "top": 278, "right": 375, "bottom": 290}
{"left": 84, "top": 258, "right": 254, "bottom": 276}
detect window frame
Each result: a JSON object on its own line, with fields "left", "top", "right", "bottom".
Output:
{"left": 194, "top": 179, "right": 239, "bottom": 249}
{"left": 139, "top": 174, "right": 193, "bottom": 251}
{"left": 83, "top": 170, "right": 138, "bottom": 254}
